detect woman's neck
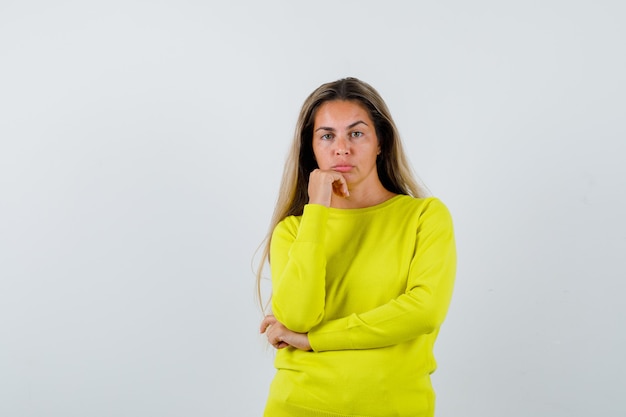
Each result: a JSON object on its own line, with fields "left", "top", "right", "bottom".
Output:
{"left": 330, "top": 183, "right": 396, "bottom": 209}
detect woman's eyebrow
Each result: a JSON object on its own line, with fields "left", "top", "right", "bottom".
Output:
{"left": 347, "top": 120, "right": 368, "bottom": 129}
{"left": 314, "top": 126, "right": 335, "bottom": 132}
{"left": 315, "top": 120, "right": 368, "bottom": 133}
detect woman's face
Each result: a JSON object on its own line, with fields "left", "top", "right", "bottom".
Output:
{"left": 311, "top": 100, "right": 381, "bottom": 190}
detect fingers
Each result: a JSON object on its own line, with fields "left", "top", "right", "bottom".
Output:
{"left": 259, "top": 315, "right": 277, "bottom": 334}
{"left": 260, "top": 317, "right": 312, "bottom": 351}
{"left": 260, "top": 316, "right": 292, "bottom": 349}
{"left": 308, "top": 169, "right": 349, "bottom": 206}
{"left": 268, "top": 330, "right": 288, "bottom": 350}
{"left": 331, "top": 175, "right": 349, "bottom": 198}
{"left": 260, "top": 315, "right": 284, "bottom": 348}
{"left": 275, "top": 341, "right": 289, "bottom": 349}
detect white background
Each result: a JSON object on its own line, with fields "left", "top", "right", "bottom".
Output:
{"left": 1, "top": 1, "right": 624, "bottom": 416}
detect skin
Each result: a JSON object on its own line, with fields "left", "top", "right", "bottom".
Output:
{"left": 308, "top": 100, "right": 394, "bottom": 209}
{"left": 260, "top": 100, "right": 396, "bottom": 350}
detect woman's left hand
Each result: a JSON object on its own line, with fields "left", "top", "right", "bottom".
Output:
{"left": 260, "top": 315, "right": 312, "bottom": 351}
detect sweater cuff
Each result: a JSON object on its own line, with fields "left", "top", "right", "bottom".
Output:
{"left": 308, "top": 316, "right": 353, "bottom": 352}
{"left": 296, "top": 204, "right": 329, "bottom": 243}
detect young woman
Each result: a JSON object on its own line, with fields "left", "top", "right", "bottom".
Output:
{"left": 258, "top": 77, "right": 456, "bottom": 417}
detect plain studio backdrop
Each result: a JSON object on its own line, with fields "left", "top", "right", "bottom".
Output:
{"left": 1, "top": 1, "right": 624, "bottom": 416}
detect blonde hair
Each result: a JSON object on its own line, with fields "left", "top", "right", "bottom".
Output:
{"left": 256, "top": 77, "right": 427, "bottom": 310}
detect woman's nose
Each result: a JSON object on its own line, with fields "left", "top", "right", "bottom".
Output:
{"left": 334, "top": 138, "right": 350, "bottom": 155}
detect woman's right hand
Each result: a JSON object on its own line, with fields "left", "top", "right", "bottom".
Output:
{"left": 260, "top": 315, "right": 312, "bottom": 351}
{"left": 308, "top": 169, "right": 349, "bottom": 207}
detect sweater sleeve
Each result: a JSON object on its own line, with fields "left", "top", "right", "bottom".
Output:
{"left": 308, "top": 198, "right": 456, "bottom": 351}
{"left": 270, "top": 204, "right": 329, "bottom": 333}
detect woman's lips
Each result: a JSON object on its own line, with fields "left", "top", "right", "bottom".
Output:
{"left": 332, "top": 165, "right": 353, "bottom": 173}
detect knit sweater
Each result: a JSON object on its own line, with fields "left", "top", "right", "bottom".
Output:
{"left": 264, "top": 195, "right": 456, "bottom": 417}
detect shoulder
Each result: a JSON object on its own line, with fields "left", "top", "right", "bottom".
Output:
{"left": 388, "top": 196, "right": 454, "bottom": 238}
{"left": 272, "top": 215, "right": 300, "bottom": 238}
{"left": 272, "top": 204, "right": 322, "bottom": 239}
{"left": 393, "top": 195, "right": 452, "bottom": 218}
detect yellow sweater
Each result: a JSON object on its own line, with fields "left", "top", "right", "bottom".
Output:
{"left": 265, "top": 195, "right": 456, "bottom": 417}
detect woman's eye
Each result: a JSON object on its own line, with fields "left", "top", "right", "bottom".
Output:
{"left": 321, "top": 134, "right": 333, "bottom": 140}
{"left": 351, "top": 131, "right": 363, "bottom": 138}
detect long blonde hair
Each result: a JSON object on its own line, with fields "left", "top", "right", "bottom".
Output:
{"left": 256, "top": 77, "right": 427, "bottom": 310}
